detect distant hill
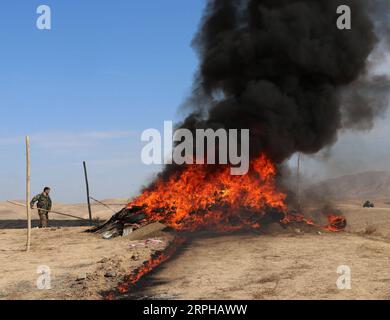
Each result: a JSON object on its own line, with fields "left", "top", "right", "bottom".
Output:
{"left": 308, "top": 171, "right": 390, "bottom": 200}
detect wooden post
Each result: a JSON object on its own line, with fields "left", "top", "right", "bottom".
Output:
{"left": 296, "top": 153, "right": 302, "bottom": 211}
{"left": 26, "top": 136, "right": 31, "bottom": 252}
{"left": 83, "top": 161, "right": 93, "bottom": 226}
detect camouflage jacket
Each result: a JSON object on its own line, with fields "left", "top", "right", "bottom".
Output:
{"left": 30, "top": 193, "right": 52, "bottom": 211}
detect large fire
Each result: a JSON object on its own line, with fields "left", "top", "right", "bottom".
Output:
{"left": 104, "top": 154, "right": 346, "bottom": 298}
{"left": 128, "top": 154, "right": 286, "bottom": 231}
{"left": 126, "top": 153, "right": 345, "bottom": 232}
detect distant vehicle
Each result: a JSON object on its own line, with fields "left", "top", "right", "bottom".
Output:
{"left": 363, "top": 200, "right": 375, "bottom": 208}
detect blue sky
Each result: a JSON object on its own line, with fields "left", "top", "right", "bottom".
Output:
{"left": 0, "top": 0, "right": 204, "bottom": 202}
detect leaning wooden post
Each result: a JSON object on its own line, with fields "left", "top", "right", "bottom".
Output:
{"left": 26, "top": 136, "right": 31, "bottom": 252}
{"left": 83, "top": 161, "right": 93, "bottom": 226}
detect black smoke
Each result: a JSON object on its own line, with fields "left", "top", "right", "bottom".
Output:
{"left": 175, "top": 0, "right": 389, "bottom": 164}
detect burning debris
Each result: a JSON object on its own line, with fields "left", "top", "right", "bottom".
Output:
{"left": 89, "top": 207, "right": 149, "bottom": 239}
{"left": 91, "top": 154, "right": 346, "bottom": 238}
{"left": 91, "top": 0, "right": 387, "bottom": 238}
{"left": 105, "top": 237, "right": 187, "bottom": 299}
{"left": 92, "top": 0, "right": 385, "bottom": 237}
{"left": 91, "top": 154, "right": 286, "bottom": 236}
{"left": 91, "top": 0, "right": 386, "bottom": 296}
{"left": 324, "top": 215, "right": 347, "bottom": 232}
{"left": 126, "top": 154, "right": 287, "bottom": 232}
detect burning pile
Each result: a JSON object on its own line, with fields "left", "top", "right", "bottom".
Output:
{"left": 129, "top": 154, "right": 286, "bottom": 231}
{"left": 128, "top": 153, "right": 349, "bottom": 232}
{"left": 93, "top": 153, "right": 346, "bottom": 236}
{"left": 95, "top": 0, "right": 390, "bottom": 297}
{"left": 94, "top": 0, "right": 387, "bottom": 236}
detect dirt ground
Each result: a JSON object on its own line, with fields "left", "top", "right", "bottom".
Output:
{"left": 0, "top": 223, "right": 173, "bottom": 300}
{"left": 0, "top": 200, "right": 173, "bottom": 300}
{"left": 0, "top": 199, "right": 389, "bottom": 300}
{"left": 122, "top": 199, "right": 390, "bottom": 300}
{"left": 129, "top": 232, "right": 390, "bottom": 300}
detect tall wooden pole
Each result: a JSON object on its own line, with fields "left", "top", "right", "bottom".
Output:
{"left": 297, "top": 153, "right": 302, "bottom": 211}
{"left": 83, "top": 161, "right": 93, "bottom": 226}
{"left": 26, "top": 136, "right": 31, "bottom": 252}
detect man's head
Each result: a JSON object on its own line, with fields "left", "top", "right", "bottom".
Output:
{"left": 43, "top": 187, "right": 51, "bottom": 195}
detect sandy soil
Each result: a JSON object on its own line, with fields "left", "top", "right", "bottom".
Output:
{"left": 0, "top": 199, "right": 389, "bottom": 300}
{"left": 0, "top": 199, "right": 173, "bottom": 300}
{"left": 123, "top": 200, "right": 390, "bottom": 300}
{"left": 129, "top": 232, "right": 390, "bottom": 300}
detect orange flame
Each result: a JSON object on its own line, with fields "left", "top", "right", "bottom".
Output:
{"left": 116, "top": 237, "right": 186, "bottom": 295}
{"left": 128, "top": 154, "right": 287, "bottom": 231}
{"left": 281, "top": 212, "right": 315, "bottom": 226}
{"left": 125, "top": 153, "right": 345, "bottom": 233}
{"left": 324, "top": 215, "right": 347, "bottom": 232}
{"left": 109, "top": 156, "right": 346, "bottom": 297}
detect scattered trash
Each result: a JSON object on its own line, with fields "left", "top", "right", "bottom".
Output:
{"left": 102, "top": 230, "right": 119, "bottom": 239}
{"left": 88, "top": 207, "right": 147, "bottom": 239}
{"left": 76, "top": 273, "right": 87, "bottom": 281}
{"left": 104, "top": 271, "right": 117, "bottom": 278}
{"left": 122, "top": 226, "right": 134, "bottom": 237}
{"left": 145, "top": 239, "right": 163, "bottom": 245}
{"left": 291, "top": 228, "right": 306, "bottom": 236}
{"left": 129, "top": 239, "right": 164, "bottom": 249}
{"left": 129, "top": 242, "right": 147, "bottom": 248}
{"left": 131, "top": 254, "right": 140, "bottom": 261}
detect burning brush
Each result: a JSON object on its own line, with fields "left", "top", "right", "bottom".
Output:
{"left": 96, "top": 153, "right": 346, "bottom": 299}
{"left": 90, "top": 0, "right": 389, "bottom": 297}
{"left": 88, "top": 0, "right": 384, "bottom": 238}
{"left": 93, "top": 159, "right": 346, "bottom": 298}
{"left": 90, "top": 154, "right": 346, "bottom": 238}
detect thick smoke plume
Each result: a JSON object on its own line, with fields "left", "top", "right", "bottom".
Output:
{"left": 176, "top": 0, "right": 389, "bottom": 165}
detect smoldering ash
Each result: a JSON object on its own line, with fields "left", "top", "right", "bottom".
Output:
{"left": 176, "top": 0, "right": 389, "bottom": 166}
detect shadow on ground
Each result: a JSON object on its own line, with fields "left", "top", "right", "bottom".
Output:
{"left": 0, "top": 219, "right": 92, "bottom": 229}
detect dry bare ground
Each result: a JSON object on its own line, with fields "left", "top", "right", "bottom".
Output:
{"left": 131, "top": 232, "right": 390, "bottom": 300}
{"left": 120, "top": 200, "right": 390, "bottom": 300}
{"left": 0, "top": 200, "right": 173, "bottom": 300}
{"left": 0, "top": 198, "right": 390, "bottom": 300}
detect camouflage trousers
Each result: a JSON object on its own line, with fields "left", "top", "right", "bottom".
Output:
{"left": 38, "top": 210, "right": 49, "bottom": 228}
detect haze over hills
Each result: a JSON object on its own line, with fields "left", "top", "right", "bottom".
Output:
{"left": 308, "top": 171, "right": 390, "bottom": 200}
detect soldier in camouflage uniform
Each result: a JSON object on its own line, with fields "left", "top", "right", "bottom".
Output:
{"left": 30, "top": 187, "right": 52, "bottom": 228}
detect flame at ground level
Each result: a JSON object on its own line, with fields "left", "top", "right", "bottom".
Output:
{"left": 113, "top": 237, "right": 186, "bottom": 297}
{"left": 128, "top": 154, "right": 286, "bottom": 231}
{"left": 324, "top": 215, "right": 347, "bottom": 232}
{"left": 126, "top": 153, "right": 345, "bottom": 233}
{"left": 102, "top": 154, "right": 346, "bottom": 298}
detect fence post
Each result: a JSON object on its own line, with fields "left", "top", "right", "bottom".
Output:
{"left": 83, "top": 161, "right": 93, "bottom": 226}
{"left": 26, "top": 136, "right": 31, "bottom": 251}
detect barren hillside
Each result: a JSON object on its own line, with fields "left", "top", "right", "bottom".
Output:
{"left": 308, "top": 171, "right": 390, "bottom": 201}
